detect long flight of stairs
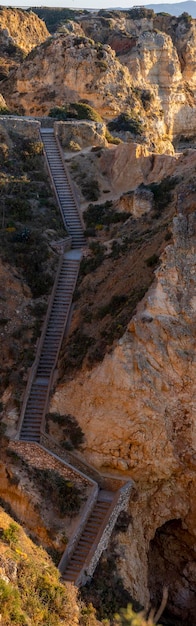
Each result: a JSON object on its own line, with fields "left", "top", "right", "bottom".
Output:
{"left": 62, "top": 490, "right": 114, "bottom": 584}
{"left": 17, "top": 124, "right": 132, "bottom": 588}
{"left": 19, "top": 251, "right": 81, "bottom": 441}
{"left": 40, "top": 128, "right": 86, "bottom": 249}
{"left": 19, "top": 127, "right": 86, "bottom": 442}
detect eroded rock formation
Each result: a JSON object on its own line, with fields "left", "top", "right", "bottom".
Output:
{"left": 0, "top": 7, "right": 49, "bottom": 55}
{"left": 2, "top": 10, "right": 196, "bottom": 150}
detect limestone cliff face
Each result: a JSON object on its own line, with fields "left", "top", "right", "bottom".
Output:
{"left": 118, "top": 29, "right": 195, "bottom": 140}
{"left": 0, "top": 7, "right": 49, "bottom": 54}
{"left": 1, "top": 34, "right": 136, "bottom": 118}
{"left": 51, "top": 212, "right": 196, "bottom": 610}
{"left": 81, "top": 12, "right": 196, "bottom": 143}
{"left": 52, "top": 212, "right": 196, "bottom": 476}
{"left": 2, "top": 12, "right": 196, "bottom": 147}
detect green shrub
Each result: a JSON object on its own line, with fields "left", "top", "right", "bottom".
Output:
{"left": 46, "top": 412, "right": 84, "bottom": 448}
{"left": 115, "top": 603, "right": 157, "bottom": 625}
{"left": 80, "top": 242, "right": 104, "bottom": 275}
{"left": 105, "top": 129, "right": 122, "bottom": 145}
{"left": 2, "top": 522, "right": 20, "bottom": 546}
{"left": 62, "top": 330, "right": 95, "bottom": 371}
{"left": 30, "top": 7, "right": 80, "bottom": 32}
{"left": 178, "top": 11, "right": 192, "bottom": 24}
{"left": 157, "top": 11, "right": 171, "bottom": 16}
{"left": 6, "top": 198, "right": 31, "bottom": 221}
{"left": 81, "top": 553, "right": 141, "bottom": 623}
{"left": 81, "top": 179, "right": 100, "bottom": 201}
{"left": 84, "top": 201, "right": 128, "bottom": 228}
{"left": 0, "top": 579, "right": 25, "bottom": 625}
{"left": 50, "top": 102, "right": 103, "bottom": 123}
{"left": 30, "top": 467, "right": 84, "bottom": 517}
{"left": 96, "top": 60, "right": 108, "bottom": 71}
{"left": 148, "top": 176, "right": 178, "bottom": 212}
{"left": 108, "top": 113, "right": 144, "bottom": 136}
{"left": 0, "top": 107, "right": 12, "bottom": 116}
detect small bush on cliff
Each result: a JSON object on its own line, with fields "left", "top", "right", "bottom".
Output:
{"left": 84, "top": 201, "right": 128, "bottom": 228}
{"left": 80, "top": 242, "right": 104, "bottom": 275}
{"left": 0, "top": 107, "right": 13, "bottom": 116}
{"left": 148, "top": 176, "right": 178, "bottom": 212}
{"left": 50, "top": 102, "right": 103, "bottom": 123}
{"left": 1, "top": 522, "right": 19, "bottom": 546}
{"left": 0, "top": 579, "right": 25, "bottom": 625}
{"left": 81, "top": 178, "right": 100, "bottom": 201}
{"left": 29, "top": 7, "right": 80, "bottom": 33}
{"left": 30, "top": 467, "right": 84, "bottom": 517}
{"left": 46, "top": 412, "right": 84, "bottom": 448}
{"left": 108, "top": 112, "right": 144, "bottom": 136}
{"left": 105, "top": 129, "right": 122, "bottom": 145}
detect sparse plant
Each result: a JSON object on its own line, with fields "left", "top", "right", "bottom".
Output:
{"left": 84, "top": 201, "right": 128, "bottom": 228}
{"left": 108, "top": 113, "right": 144, "bottom": 136}
{"left": 105, "top": 129, "right": 122, "bottom": 145}
{"left": 2, "top": 522, "right": 20, "bottom": 546}
{"left": 148, "top": 176, "right": 178, "bottom": 212}
{"left": 50, "top": 102, "right": 102, "bottom": 123}
{"left": 81, "top": 178, "right": 100, "bottom": 201}
{"left": 46, "top": 412, "right": 84, "bottom": 448}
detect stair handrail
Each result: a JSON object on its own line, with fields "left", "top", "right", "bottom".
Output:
{"left": 75, "top": 480, "right": 134, "bottom": 586}
{"left": 16, "top": 253, "right": 64, "bottom": 438}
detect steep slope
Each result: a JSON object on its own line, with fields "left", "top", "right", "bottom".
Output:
{"left": 0, "top": 505, "right": 81, "bottom": 626}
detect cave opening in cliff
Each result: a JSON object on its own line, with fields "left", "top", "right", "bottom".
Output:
{"left": 148, "top": 519, "right": 196, "bottom": 626}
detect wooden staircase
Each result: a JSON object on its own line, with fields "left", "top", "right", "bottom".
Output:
{"left": 19, "top": 251, "right": 81, "bottom": 442}
{"left": 40, "top": 128, "right": 86, "bottom": 249}
{"left": 62, "top": 490, "right": 114, "bottom": 584}
{"left": 18, "top": 127, "right": 86, "bottom": 442}
{"left": 16, "top": 123, "right": 133, "bottom": 588}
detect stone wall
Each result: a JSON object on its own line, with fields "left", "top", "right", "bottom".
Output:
{"left": 78, "top": 481, "right": 134, "bottom": 585}
{"left": 54, "top": 120, "right": 107, "bottom": 150}
{"left": 0, "top": 116, "right": 41, "bottom": 139}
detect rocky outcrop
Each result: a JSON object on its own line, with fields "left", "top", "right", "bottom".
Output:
{"left": 0, "top": 7, "right": 49, "bottom": 55}
{"left": 2, "top": 12, "right": 196, "bottom": 148}
{"left": 81, "top": 12, "right": 196, "bottom": 144}
{"left": 1, "top": 34, "right": 137, "bottom": 118}
{"left": 56, "top": 120, "right": 108, "bottom": 150}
